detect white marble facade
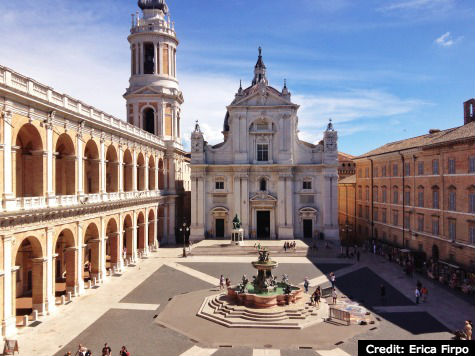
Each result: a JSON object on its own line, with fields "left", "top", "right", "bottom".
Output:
{"left": 190, "top": 48, "right": 339, "bottom": 241}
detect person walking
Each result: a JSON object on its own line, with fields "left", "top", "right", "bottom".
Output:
{"left": 314, "top": 287, "right": 321, "bottom": 308}
{"left": 464, "top": 320, "right": 472, "bottom": 340}
{"left": 415, "top": 287, "right": 420, "bottom": 304}
{"left": 284, "top": 242, "right": 287, "bottom": 252}
{"left": 225, "top": 277, "right": 231, "bottom": 288}
{"left": 332, "top": 288, "right": 338, "bottom": 305}
{"left": 75, "top": 344, "right": 87, "bottom": 356}
{"left": 304, "top": 277, "right": 309, "bottom": 293}
{"left": 356, "top": 250, "right": 360, "bottom": 262}
{"left": 119, "top": 346, "right": 130, "bottom": 356}
{"left": 329, "top": 272, "right": 336, "bottom": 288}
{"left": 102, "top": 343, "right": 112, "bottom": 356}
{"left": 421, "top": 286, "right": 428, "bottom": 303}
{"left": 219, "top": 275, "right": 225, "bottom": 290}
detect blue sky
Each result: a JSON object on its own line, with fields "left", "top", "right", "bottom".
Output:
{"left": 1, "top": 0, "right": 474, "bottom": 155}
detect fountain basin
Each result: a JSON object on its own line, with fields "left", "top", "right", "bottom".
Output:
{"left": 227, "top": 284, "right": 303, "bottom": 308}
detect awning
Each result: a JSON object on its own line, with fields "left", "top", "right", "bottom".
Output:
{"left": 438, "top": 260, "right": 460, "bottom": 269}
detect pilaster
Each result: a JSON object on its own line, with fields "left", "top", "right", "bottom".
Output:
{"left": 45, "top": 112, "right": 56, "bottom": 206}
{"left": 2, "top": 235, "right": 16, "bottom": 337}
{"left": 2, "top": 111, "right": 16, "bottom": 210}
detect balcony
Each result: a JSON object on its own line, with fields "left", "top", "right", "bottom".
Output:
{"left": 57, "top": 195, "right": 78, "bottom": 207}
{"left": 15, "top": 197, "right": 46, "bottom": 210}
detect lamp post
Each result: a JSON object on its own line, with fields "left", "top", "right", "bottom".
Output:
{"left": 340, "top": 219, "right": 353, "bottom": 257}
{"left": 179, "top": 220, "right": 190, "bottom": 257}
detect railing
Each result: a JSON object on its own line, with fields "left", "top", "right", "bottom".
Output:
{"left": 57, "top": 195, "right": 78, "bottom": 207}
{"left": 4, "top": 189, "right": 163, "bottom": 212}
{"left": 15, "top": 197, "right": 46, "bottom": 210}
{"left": 0, "top": 65, "right": 165, "bottom": 147}
{"left": 329, "top": 307, "right": 351, "bottom": 325}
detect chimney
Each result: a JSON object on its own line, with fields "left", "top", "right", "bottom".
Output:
{"left": 464, "top": 98, "right": 475, "bottom": 125}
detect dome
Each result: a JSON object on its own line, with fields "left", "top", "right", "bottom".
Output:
{"left": 138, "top": 0, "right": 168, "bottom": 13}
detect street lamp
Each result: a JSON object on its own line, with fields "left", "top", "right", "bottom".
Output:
{"left": 340, "top": 219, "right": 353, "bottom": 257}
{"left": 179, "top": 220, "right": 190, "bottom": 257}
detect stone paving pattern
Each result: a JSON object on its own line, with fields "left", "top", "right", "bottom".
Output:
{"left": 12, "top": 240, "right": 473, "bottom": 356}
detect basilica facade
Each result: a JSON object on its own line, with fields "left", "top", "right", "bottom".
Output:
{"left": 0, "top": 0, "right": 189, "bottom": 338}
{"left": 190, "top": 49, "right": 339, "bottom": 241}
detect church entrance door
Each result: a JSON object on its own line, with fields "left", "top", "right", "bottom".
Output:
{"left": 215, "top": 219, "right": 225, "bottom": 238}
{"left": 256, "top": 211, "right": 270, "bottom": 239}
{"left": 303, "top": 219, "right": 313, "bottom": 238}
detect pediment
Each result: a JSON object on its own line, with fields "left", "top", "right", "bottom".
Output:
{"left": 130, "top": 86, "right": 163, "bottom": 95}
{"left": 232, "top": 86, "right": 295, "bottom": 107}
{"left": 250, "top": 192, "right": 278, "bottom": 202}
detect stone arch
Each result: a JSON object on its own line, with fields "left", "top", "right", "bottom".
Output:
{"left": 13, "top": 235, "right": 45, "bottom": 318}
{"left": 15, "top": 123, "right": 44, "bottom": 197}
{"left": 106, "top": 217, "right": 119, "bottom": 272}
{"left": 148, "top": 155, "right": 156, "bottom": 190}
{"left": 54, "top": 228, "right": 77, "bottom": 297}
{"left": 106, "top": 145, "right": 119, "bottom": 193}
{"left": 84, "top": 139, "right": 100, "bottom": 194}
{"left": 83, "top": 222, "right": 100, "bottom": 281}
{"left": 148, "top": 209, "right": 156, "bottom": 247}
{"left": 123, "top": 214, "right": 134, "bottom": 262}
{"left": 137, "top": 211, "right": 146, "bottom": 253}
{"left": 123, "top": 149, "right": 133, "bottom": 192}
{"left": 55, "top": 133, "right": 76, "bottom": 196}
{"left": 137, "top": 152, "right": 146, "bottom": 191}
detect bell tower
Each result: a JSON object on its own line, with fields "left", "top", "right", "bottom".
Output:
{"left": 124, "top": 0, "right": 183, "bottom": 143}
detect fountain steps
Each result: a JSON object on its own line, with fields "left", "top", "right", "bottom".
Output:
{"left": 197, "top": 294, "right": 326, "bottom": 329}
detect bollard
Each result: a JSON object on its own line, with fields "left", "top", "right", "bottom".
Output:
{"left": 67, "top": 291, "right": 72, "bottom": 302}
{"left": 61, "top": 295, "right": 65, "bottom": 305}
{"left": 32, "top": 310, "right": 38, "bottom": 321}
{"left": 23, "top": 315, "right": 28, "bottom": 326}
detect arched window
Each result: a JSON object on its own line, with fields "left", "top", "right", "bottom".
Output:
{"left": 142, "top": 108, "right": 155, "bottom": 134}
{"left": 260, "top": 178, "right": 267, "bottom": 191}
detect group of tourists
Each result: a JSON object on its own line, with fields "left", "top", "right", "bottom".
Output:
{"left": 219, "top": 274, "right": 231, "bottom": 290}
{"left": 65, "top": 343, "right": 129, "bottom": 356}
{"left": 414, "top": 281, "right": 429, "bottom": 304}
{"left": 303, "top": 278, "right": 322, "bottom": 307}
{"left": 283, "top": 241, "right": 297, "bottom": 252}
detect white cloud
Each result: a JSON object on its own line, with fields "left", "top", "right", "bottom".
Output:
{"left": 434, "top": 32, "right": 461, "bottom": 47}
{"left": 380, "top": 0, "right": 454, "bottom": 12}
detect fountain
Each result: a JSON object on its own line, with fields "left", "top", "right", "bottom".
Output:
{"left": 227, "top": 249, "right": 303, "bottom": 308}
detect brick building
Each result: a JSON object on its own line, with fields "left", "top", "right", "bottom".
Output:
{"left": 353, "top": 99, "right": 475, "bottom": 292}
{"left": 338, "top": 152, "right": 356, "bottom": 180}
{"left": 338, "top": 174, "right": 357, "bottom": 246}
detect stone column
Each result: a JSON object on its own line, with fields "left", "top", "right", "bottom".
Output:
{"left": 143, "top": 213, "right": 149, "bottom": 255}
{"left": 64, "top": 247, "right": 78, "bottom": 293}
{"left": 76, "top": 223, "right": 85, "bottom": 295}
{"left": 138, "top": 43, "right": 143, "bottom": 75}
{"left": 132, "top": 211, "right": 138, "bottom": 263}
{"left": 100, "top": 134, "right": 107, "bottom": 199}
{"left": 2, "top": 111, "right": 16, "bottom": 210}
{"left": 278, "top": 175, "right": 286, "bottom": 226}
{"left": 135, "top": 42, "right": 140, "bottom": 75}
{"left": 154, "top": 41, "right": 158, "bottom": 74}
{"left": 241, "top": 175, "right": 249, "bottom": 238}
{"left": 2, "top": 235, "right": 16, "bottom": 337}
{"left": 99, "top": 216, "right": 107, "bottom": 281}
{"left": 234, "top": 176, "right": 241, "bottom": 222}
{"left": 45, "top": 115, "right": 56, "bottom": 206}
{"left": 154, "top": 156, "right": 159, "bottom": 192}
{"left": 168, "top": 199, "right": 176, "bottom": 244}
{"left": 153, "top": 214, "right": 159, "bottom": 249}
{"left": 166, "top": 154, "right": 176, "bottom": 192}
{"left": 118, "top": 212, "right": 125, "bottom": 271}
{"left": 144, "top": 155, "right": 149, "bottom": 192}
{"left": 118, "top": 144, "right": 124, "bottom": 194}
{"left": 77, "top": 132, "right": 84, "bottom": 196}
{"left": 158, "top": 43, "right": 163, "bottom": 75}
{"left": 45, "top": 228, "right": 56, "bottom": 314}
{"left": 132, "top": 149, "right": 138, "bottom": 192}
{"left": 285, "top": 176, "right": 294, "bottom": 227}
{"left": 31, "top": 257, "right": 47, "bottom": 314}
